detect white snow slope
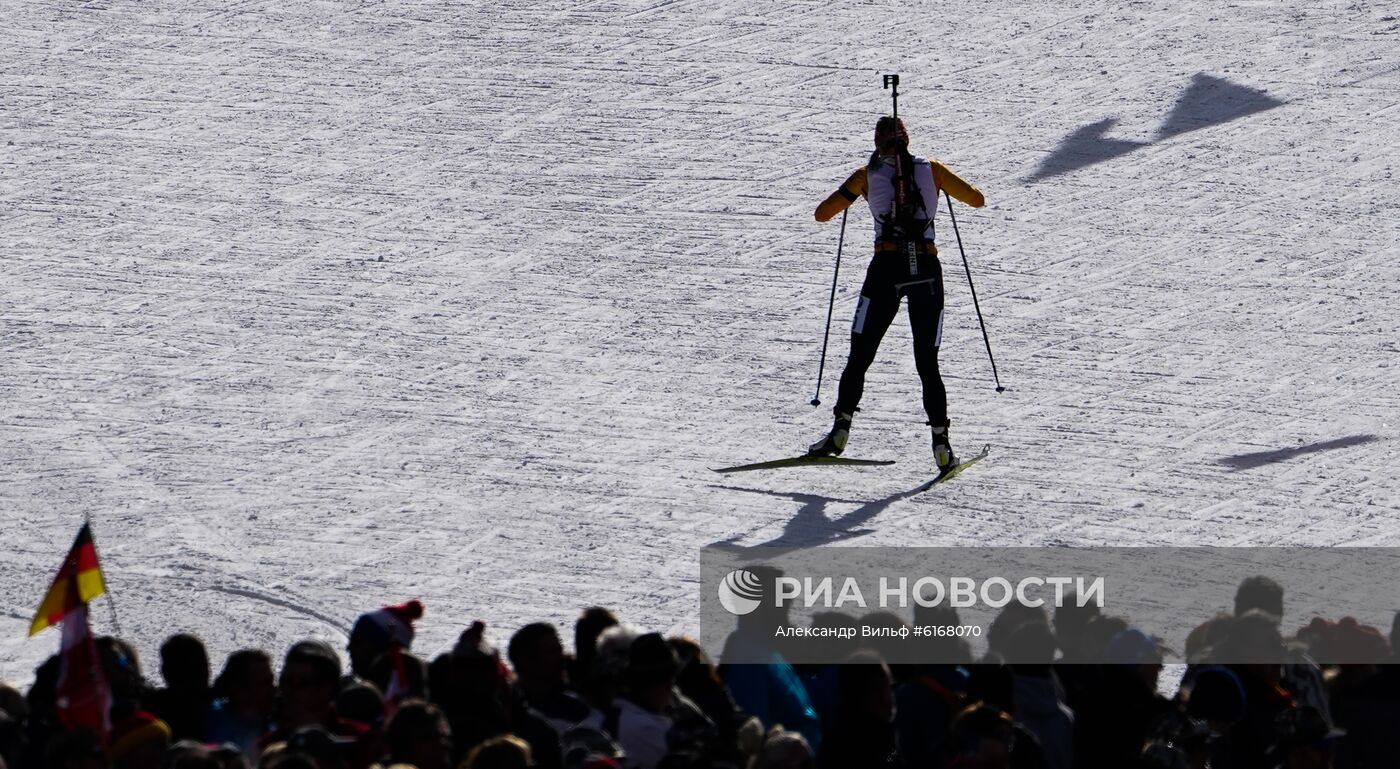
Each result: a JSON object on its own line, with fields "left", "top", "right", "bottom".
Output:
{"left": 3, "top": 0, "right": 1399, "bottom": 681}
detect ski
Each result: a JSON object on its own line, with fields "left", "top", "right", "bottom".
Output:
{"left": 712, "top": 455, "right": 896, "bottom": 474}
{"left": 918, "top": 444, "right": 991, "bottom": 490}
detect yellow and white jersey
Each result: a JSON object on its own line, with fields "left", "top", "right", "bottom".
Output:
{"left": 815, "top": 156, "right": 986, "bottom": 244}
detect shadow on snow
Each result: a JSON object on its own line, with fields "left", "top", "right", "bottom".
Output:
{"left": 1026, "top": 73, "right": 1285, "bottom": 182}
{"left": 1217, "top": 434, "right": 1380, "bottom": 471}
{"left": 1025, "top": 118, "right": 1148, "bottom": 183}
{"left": 707, "top": 480, "right": 937, "bottom": 550}
{"left": 1155, "top": 73, "right": 1286, "bottom": 140}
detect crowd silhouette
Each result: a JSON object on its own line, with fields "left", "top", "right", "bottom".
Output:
{"left": 4, "top": 575, "right": 1398, "bottom": 769}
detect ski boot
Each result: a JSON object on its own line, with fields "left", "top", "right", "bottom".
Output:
{"left": 932, "top": 423, "right": 958, "bottom": 474}
{"left": 808, "top": 412, "right": 854, "bottom": 457}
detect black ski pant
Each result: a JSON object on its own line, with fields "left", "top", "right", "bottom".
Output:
{"left": 834, "top": 250, "right": 948, "bottom": 428}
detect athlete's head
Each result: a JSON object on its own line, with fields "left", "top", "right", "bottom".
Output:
{"left": 874, "top": 116, "right": 909, "bottom": 153}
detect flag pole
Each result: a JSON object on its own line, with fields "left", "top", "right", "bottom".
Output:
{"left": 84, "top": 513, "right": 123, "bottom": 638}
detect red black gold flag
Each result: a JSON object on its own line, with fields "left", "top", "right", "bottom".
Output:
{"left": 29, "top": 523, "right": 108, "bottom": 637}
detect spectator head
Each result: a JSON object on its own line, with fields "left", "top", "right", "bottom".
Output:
{"left": 1296, "top": 616, "right": 1390, "bottom": 665}
{"left": 596, "top": 624, "right": 640, "bottom": 661}
{"left": 462, "top": 735, "right": 533, "bottom": 769}
{"left": 1079, "top": 614, "right": 1131, "bottom": 662}
{"left": 1219, "top": 610, "right": 1286, "bottom": 676}
{"left": 855, "top": 611, "right": 911, "bottom": 665}
{"left": 97, "top": 637, "right": 147, "bottom": 705}
{"left": 1104, "top": 629, "right": 1164, "bottom": 665}
{"left": 450, "top": 621, "right": 512, "bottom": 703}
{"left": 950, "top": 703, "right": 1015, "bottom": 768}
{"left": 666, "top": 636, "right": 713, "bottom": 677}
{"left": 913, "top": 602, "right": 961, "bottom": 630}
{"left": 108, "top": 710, "right": 171, "bottom": 769}
{"left": 278, "top": 641, "right": 341, "bottom": 729}
{"left": 986, "top": 603, "right": 1049, "bottom": 661}
{"left": 160, "top": 634, "right": 210, "bottom": 693}
{"left": 593, "top": 624, "right": 641, "bottom": 702}
{"left": 837, "top": 650, "right": 894, "bottom": 723}
{"left": 1184, "top": 613, "right": 1241, "bottom": 663}
{"left": 214, "top": 650, "right": 274, "bottom": 719}
{"left": 808, "top": 612, "right": 862, "bottom": 664}
{"left": 508, "top": 623, "right": 567, "bottom": 690}
{"left": 911, "top": 604, "right": 974, "bottom": 664}
{"left": 572, "top": 609, "right": 621, "bottom": 713}
{"left": 0, "top": 684, "right": 23, "bottom": 769}
{"left": 284, "top": 726, "right": 352, "bottom": 769}
{"left": 0, "top": 684, "right": 27, "bottom": 722}
{"left": 667, "top": 636, "right": 728, "bottom": 712}
{"left": 453, "top": 620, "right": 498, "bottom": 661}
{"left": 1184, "top": 666, "right": 1246, "bottom": 730}
{"left": 385, "top": 699, "right": 452, "bottom": 769}
{"left": 1003, "top": 619, "right": 1058, "bottom": 668}
{"left": 1391, "top": 610, "right": 1400, "bottom": 655}
{"left": 366, "top": 650, "right": 428, "bottom": 702}
{"left": 26, "top": 656, "right": 61, "bottom": 739}
{"left": 1270, "top": 705, "right": 1343, "bottom": 768}
{"left": 1234, "top": 576, "right": 1284, "bottom": 620}
{"left": 334, "top": 680, "right": 384, "bottom": 729}
{"left": 574, "top": 608, "right": 618, "bottom": 667}
{"left": 1103, "top": 628, "right": 1166, "bottom": 690}
{"left": 348, "top": 600, "right": 424, "bottom": 678}
{"left": 734, "top": 565, "right": 792, "bottom": 629}
{"left": 752, "top": 727, "right": 813, "bottom": 769}
{"left": 626, "top": 633, "right": 679, "bottom": 709}
{"left": 0, "top": 712, "right": 19, "bottom": 769}
{"left": 1052, "top": 595, "right": 1101, "bottom": 661}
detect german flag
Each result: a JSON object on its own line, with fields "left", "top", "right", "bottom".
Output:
{"left": 30, "top": 523, "right": 107, "bottom": 636}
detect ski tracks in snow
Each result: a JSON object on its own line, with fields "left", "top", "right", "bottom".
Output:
{"left": 4, "top": 0, "right": 1400, "bottom": 678}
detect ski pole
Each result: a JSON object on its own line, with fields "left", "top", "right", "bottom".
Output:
{"left": 943, "top": 190, "right": 1005, "bottom": 393}
{"left": 811, "top": 208, "right": 848, "bottom": 406}
{"left": 84, "top": 513, "right": 123, "bottom": 638}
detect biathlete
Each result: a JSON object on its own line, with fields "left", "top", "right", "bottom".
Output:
{"left": 807, "top": 116, "right": 986, "bottom": 473}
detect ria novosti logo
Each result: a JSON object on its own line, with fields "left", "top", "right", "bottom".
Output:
{"left": 716, "top": 571, "right": 1107, "bottom": 613}
{"left": 717, "top": 569, "right": 764, "bottom": 615}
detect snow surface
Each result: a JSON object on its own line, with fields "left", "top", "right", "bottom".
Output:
{"left": 3, "top": 0, "right": 1399, "bottom": 683}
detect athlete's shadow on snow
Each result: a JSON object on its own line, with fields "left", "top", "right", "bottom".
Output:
{"left": 708, "top": 483, "right": 931, "bottom": 550}
{"left": 1027, "top": 74, "right": 1285, "bottom": 182}
{"left": 1218, "top": 434, "right": 1380, "bottom": 471}
{"left": 1026, "top": 118, "right": 1148, "bottom": 183}
{"left": 1154, "top": 73, "right": 1285, "bottom": 141}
